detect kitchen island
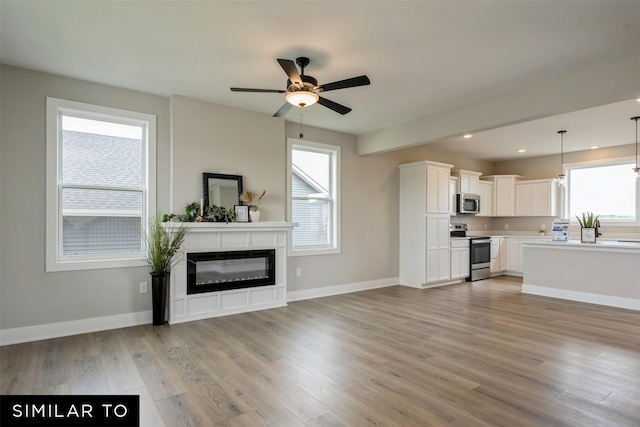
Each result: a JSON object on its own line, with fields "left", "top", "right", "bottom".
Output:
{"left": 521, "top": 240, "right": 640, "bottom": 311}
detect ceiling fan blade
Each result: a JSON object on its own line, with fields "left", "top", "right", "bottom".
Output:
{"left": 277, "top": 59, "right": 302, "bottom": 85}
{"left": 273, "top": 103, "right": 293, "bottom": 117}
{"left": 230, "top": 87, "right": 287, "bottom": 93}
{"left": 318, "top": 97, "right": 352, "bottom": 115}
{"left": 318, "top": 75, "right": 370, "bottom": 92}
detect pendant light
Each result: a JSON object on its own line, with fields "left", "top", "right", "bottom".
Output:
{"left": 632, "top": 116, "right": 640, "bottom": 180}
{"left": 557, "top": 130, "right": 566, "bottom": 187}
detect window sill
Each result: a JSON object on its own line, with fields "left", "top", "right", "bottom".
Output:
{"left": 288, "top": 247, "right": 341, "bottom": 257}
{"left": 46, "top": 256, "right": 146, "bottom": 273}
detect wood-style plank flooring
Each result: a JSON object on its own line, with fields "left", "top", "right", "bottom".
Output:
{"left": 2, "top": 276, "right": 639, "bottom": 426}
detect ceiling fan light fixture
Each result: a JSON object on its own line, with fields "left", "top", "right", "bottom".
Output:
{"left": 286, "top": 91, "right": 319, "bottom": 108}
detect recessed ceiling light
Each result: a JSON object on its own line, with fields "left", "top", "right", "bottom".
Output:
{"left": 463, "top": 134, "right": 472, "bottom": 139}
{"left": 589, "top": 145, "right": 599, "bottom": 149}
{"left": 517, "top": 148, "right": 526, "bottom": 153}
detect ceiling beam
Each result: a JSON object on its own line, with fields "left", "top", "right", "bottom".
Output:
{"left": 357, "top": 51, "right": 640, "bottom": 155}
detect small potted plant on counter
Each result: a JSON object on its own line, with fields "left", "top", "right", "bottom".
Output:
{"left": 143, "top": 216, "right": 188, "bottom": 325}
{"left": 576, "top": 212, "right": 599, "bottom": 244}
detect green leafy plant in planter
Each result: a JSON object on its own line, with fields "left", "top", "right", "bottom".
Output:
{"left": 576, "top": 212, "right": 599, "bottom": 228}
{"left": 204, "top": 205, "right": 237, "bottom": 223}
{"left": 142, "top": 215, "right": 188, "bottom": 325}
{"left": 576, "top": 212, "right": 600, "bottom": 243}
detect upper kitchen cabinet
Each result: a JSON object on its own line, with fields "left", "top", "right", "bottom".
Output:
{"left": 399, "top": 160, "right": 452, "bottom": 215}
{"left": 515, "top": 179, "right": 558, "bottom": 216}
{"left": 481, "top": 175, "right": 522, "bottom": 217}
{"left": 449, "top": 176, "right": 458, "bottom": 215}
{"left": 452, "top": 170, "right": 482, "bottom": 195}
{"left": 477, "top": 180, "right": 493, "bottom": 217}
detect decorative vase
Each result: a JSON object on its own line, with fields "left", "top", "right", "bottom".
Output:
{"left": 151, "top": 273, "right": 169, "bottom": 326}
{"left": 249, "top": 209, "right": 261, "bottom": 222}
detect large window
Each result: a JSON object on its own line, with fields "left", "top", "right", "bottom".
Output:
{"left": 566, "top": 159, "right": 638, "bottom": 225}
{"left": 46, "top": 98, "right": 156, "bottom": 271}
{"left": 288, "top": 138, "right": 340, "bottom": 256}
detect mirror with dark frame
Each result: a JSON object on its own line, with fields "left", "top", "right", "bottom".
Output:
{"left": 202, "top": 173, "right": 243, "bottom": 212}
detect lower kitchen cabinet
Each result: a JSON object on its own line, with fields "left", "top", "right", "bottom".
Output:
{"left": 506, "top": 238, "right": 521, "bottom": 273}
{"left": 490, "top": 237, "right": 504, "bottom": 274}
{"left": 450, "top": 240, "right": 470, "bottom": 280}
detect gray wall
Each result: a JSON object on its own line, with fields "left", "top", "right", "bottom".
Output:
{"left": 285, "top": 123, "right": 401, "bottom": 292}
{"left": 0, "top": 65, "right": 170, "bottom": 330}
{"left": 0, "top": 66, "right": 402, "bottom": 333}
{"left": 2, "top": 64, "right": 637, "bottom": 336}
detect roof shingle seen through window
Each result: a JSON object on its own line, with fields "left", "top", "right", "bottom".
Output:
{"left": 62, "top": 130, "right": 143, "bottom": 212}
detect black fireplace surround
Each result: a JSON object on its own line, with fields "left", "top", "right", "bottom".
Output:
{"left": 186, "top": 249, "right": 275, "bottom": 294}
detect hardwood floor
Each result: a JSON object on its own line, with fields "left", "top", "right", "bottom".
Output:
{"left": 2, "top": 276, "right": 639, "bottom": 426}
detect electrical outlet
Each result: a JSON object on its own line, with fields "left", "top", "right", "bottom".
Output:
{"left": 541, "top": 224, "right": 546, "bottom": 230}
{"left": 504, "top": 224, "right": 509, "bottom": 230}
{"left": 296, "top": 268, "right": 302, "bottom": 277}
{"left": 484, "top": 224, "right": 488, "bottom": 230}
{"left": 139, "top": 282, "right": 148, "bottom": 293}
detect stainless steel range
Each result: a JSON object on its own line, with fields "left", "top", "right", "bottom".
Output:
{"left": 450, "top": 224, "right": 491, "bottom": 282}
{"left": 468, "top": 237, "right": 491, "bottom": 281}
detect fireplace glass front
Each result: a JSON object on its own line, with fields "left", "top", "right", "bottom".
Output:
{"left": 187, "top": 249, "right": 275, "bottom": 294}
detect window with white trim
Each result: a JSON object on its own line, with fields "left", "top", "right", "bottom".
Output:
{"left": 46, "top": 98, "right": 156, "bottom": 271}
{"left": 565, "top": 158, "right": 638, "bottom": 225}
{"left": 288, "top": 138, "right": 340, "bottom": 256}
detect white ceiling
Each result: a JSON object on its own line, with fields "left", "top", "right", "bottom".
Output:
{"left": 1, "top": 1, "right": 639, "bottom": 160}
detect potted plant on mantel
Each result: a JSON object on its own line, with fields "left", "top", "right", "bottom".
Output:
{"left": 240, "top": 189, "right": 266, "bottom": 222}
{"left": 576, "top": 212, "right": 599, "bottom": 244}
{"left": 143, "top": 216, "right": 188, "bottom": 325}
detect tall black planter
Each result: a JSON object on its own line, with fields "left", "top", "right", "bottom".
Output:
{"left": 151, "top": 273, "right": 169, "bottom": 326}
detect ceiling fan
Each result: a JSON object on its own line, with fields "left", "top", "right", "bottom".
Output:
{"left": 230, "top": 57, "right": 370, "bottom": 117}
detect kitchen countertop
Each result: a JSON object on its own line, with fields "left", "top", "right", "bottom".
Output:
{"left": 523, "top": 239, "right": 640, "bottom": 251}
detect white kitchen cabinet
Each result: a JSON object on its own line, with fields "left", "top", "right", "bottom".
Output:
{"left": 506, "top": 238, "right": 520, "bottom": 273}
{"left": 499, "top": 238, "right": 507, "bottom": 271}
{"left": 490, "top": 237, "right": 503, "bottom": 274}
{"left": 515, "top": 179, "right": 558, "bottom": 216}
{"left": 481, "top": 175, "right": 522, "bottom": 217}
{"left": 399, "top": 161, "right": 454, "bottom": 288}
{"left": 427, "top": 214, "right": 452, "bottom": 283}
{"left": 427, "top": 165, "right": 452, "bottom": 214}
{"left": 450, "top": 239, "right": 470, "bottom": 280}
{"left": 477, "top": 180, "right": 493, "bottom": 217}
{"left": 452, "top": 170, "right": 482, "bottom": 195}
{"left": 449, "top": 177, "right": 458, "bottom": 215}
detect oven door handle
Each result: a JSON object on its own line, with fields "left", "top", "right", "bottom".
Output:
{"left": 470, "top": 238, "right": 491, "bottom": 244}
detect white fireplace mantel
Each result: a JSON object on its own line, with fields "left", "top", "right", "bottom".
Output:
{"left": 164, "top": 221, "right": 296, "bottom": 324}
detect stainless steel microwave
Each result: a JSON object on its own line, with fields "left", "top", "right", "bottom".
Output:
{"left": 456, "top": 193, "right": 480, "bottom": 214}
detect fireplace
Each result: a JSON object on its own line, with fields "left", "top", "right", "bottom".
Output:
{"left": 187, "top": 249, "right": 275, "bottom": 294}
{"left": 165, "top": 222, "right": 295, "bottom": 324}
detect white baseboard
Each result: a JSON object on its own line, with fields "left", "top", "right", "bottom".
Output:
{"left": 0, "top": 310, "right": 153, "bottom": 346}
{"left": 521, "top": 284, "right": 640, "bottom": 311}
{"left": 287, "top": 277, "right": 399, "bottom": 302}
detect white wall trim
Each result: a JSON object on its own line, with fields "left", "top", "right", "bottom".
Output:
{"left": 287, "top": 277, "right": 399, "bottom": 302}
{"left": 0, "top": 310, "right": 152, "bottom": 346}
{"left": 522, "top": 284, "right": 640, "bottom": 311}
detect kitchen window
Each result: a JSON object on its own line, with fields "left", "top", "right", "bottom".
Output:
{"left": 287, "top": 138, "right": 340, "bottom": 256}
{"left": 565, "top": 158, "right": 638, "bottom": 225}
{"left": 46, "top": 97, "right": 156, "bottom": 271}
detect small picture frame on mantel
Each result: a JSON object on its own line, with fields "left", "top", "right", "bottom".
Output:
{"left": 581, "top": 227, "right": 597, "bottom": 244}
{"left": 234, "top": 205, "right": 249, "bottom": 222}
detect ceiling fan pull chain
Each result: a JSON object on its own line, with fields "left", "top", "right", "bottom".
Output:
{"left": 299, "top": 111, "right": 304, "bottom": 139}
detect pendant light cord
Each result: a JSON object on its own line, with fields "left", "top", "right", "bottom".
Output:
{"left": 634, "top": 116, "right": 639, "bottom": 169}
